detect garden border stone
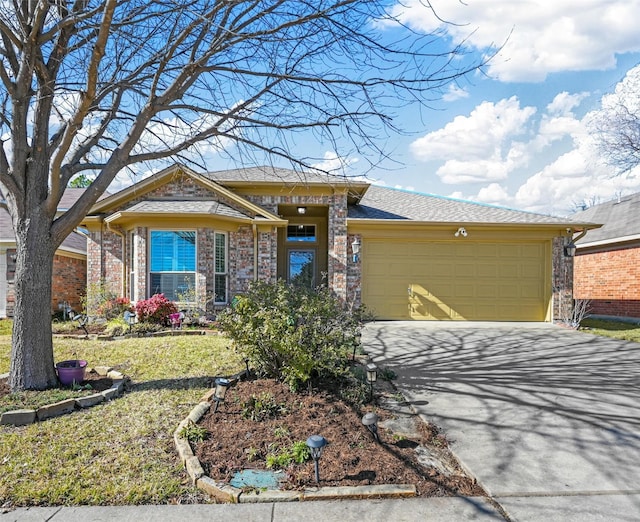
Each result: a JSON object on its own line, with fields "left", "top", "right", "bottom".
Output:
{"left": 0, "top": 368, "right": 129, "bottom": 426}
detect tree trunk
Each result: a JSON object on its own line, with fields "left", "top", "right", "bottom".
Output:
{"left": 9, "top": 213, "right": 58, "bottom": 391}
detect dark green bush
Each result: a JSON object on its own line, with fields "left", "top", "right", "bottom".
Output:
{"left": 218, "top": 280, "right": 368, "bottom": 391}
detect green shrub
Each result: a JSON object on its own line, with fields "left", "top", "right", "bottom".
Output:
{"left": 241, "top": 392, "right": 288, "bottom": 421}
{"left": 265, "top": 440, "right": 310, "bottom": 469}
{"left": 104, "top": 318, "right": 129, "bottom": 337}
{"left": 218, "top": 280, "right": 368, "bottom": 391}
{"left": 82, "top": 280, "right": 117, "bottom": 316}
{"left": 178, "top": 421, "right": 208, "bottom": 443}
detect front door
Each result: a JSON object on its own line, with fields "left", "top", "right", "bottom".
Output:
{"left": 288, "top": 249, "right": 316, "bottom": 288}
{"left": 277, "top": 206, "right": 328, "bottom": 287}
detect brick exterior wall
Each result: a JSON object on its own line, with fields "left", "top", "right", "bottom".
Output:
{"left": 246, "top": 193, "right": 350, "bottom": 300}
{"left": 85, "top": 174, "right": 251, "bottom": 313}
{"left": 574, "top": 244, "right": 640, "bottom": 319}
{"left": 3, "top": 252, "right": 86, "bottom": 318}
{"left": 52, "top": 254, "right": 87, "bottom": 315}
{"left": 86, "top": 227, "right": 124, "bottom": 297}
{"left": 552, "top": 237, "right": 574, "bottom": 322}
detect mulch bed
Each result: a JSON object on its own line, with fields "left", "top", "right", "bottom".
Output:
{"left": 194, "top": 378, "right": 484, "bottom": 497}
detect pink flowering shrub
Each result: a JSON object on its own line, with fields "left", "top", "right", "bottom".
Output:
{"left": 135, "top": 294, "right": 178, "bottom": 324}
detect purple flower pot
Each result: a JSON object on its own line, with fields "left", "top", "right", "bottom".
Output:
{"left": 56, "top": 360, "right": 88, "bottom": 386}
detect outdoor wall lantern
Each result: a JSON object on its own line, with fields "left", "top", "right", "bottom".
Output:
{"left": 361, "top": 412, "right": 380, "bottom": 442}
{"left": 366, "top": 363, "right": 378, "bottom": 402}
{"left": 212, "top": 377, "right": 231, "bottom": 413}
{"left": 351, "top": 237, "right": 361, "bottom": 263}
{"left": 306, "top": 434, "right": 328, "bottom": 483}
{"left": 564, "top": 241, "right": 577, "bottom": 258}
{"left": 297, "top": 206, "right": 307, "bottom": 215}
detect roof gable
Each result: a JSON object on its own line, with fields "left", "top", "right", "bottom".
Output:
{"left": 86, "top": 164, "right": 283, "bottom": 223}
{"left": 572, "top": 192, "right": 640, "bottom": 245}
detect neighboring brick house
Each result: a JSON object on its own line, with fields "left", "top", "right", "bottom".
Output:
{"left": 573, "top": 193, "right": 640, "bottom": 321}
{"left": 0, "top": 189, "right": 88, "bottom": 318}
{"left": 81, "top": 164, "right": 597, "bottom": 322}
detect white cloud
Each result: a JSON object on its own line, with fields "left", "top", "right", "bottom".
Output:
{"left": 311, "top": 151, "right": 359, "bottom": 175}
{"left": 475, "top": 183, "right": 510, "bottom": 206}
{"left": 546, "top": 91, "right": 589, "bottom": 116}
{"left": 426, "top": 83, "right": 640, "bottom": 215}
{"left": 410, "top": 96, "right": 536, "bottom": 183}
{"left": 513, "top": 150, "right": 640, "bottom": 215}
{"left": 442, "top": 84, "right": 470, "bottom": 102}
{"left": 386, "top": 0, "right": 640, "bottom": 82}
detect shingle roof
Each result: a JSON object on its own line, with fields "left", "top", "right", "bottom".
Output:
{"left": 1, "top": 189, "right": 89, "bottom": 254}
{"left": 125, "top": 200, "right": 250, "bottom": 220}
{"left": 349, "top": 185, "right": 589, "bottom": 225}
{"left": 571, "top": 192, "right": 640, "bottom": 244}
{"left": 57, "top": 188, "right": 87, "bottom": 210}
{"left": 1, "top": 207, "right": 87, "bottom": 252}
{"left": 61, "top": 230, "right": 88, "bottom": 252}
{"left": 204, "top": 166, "right": 358, "bottom": 186}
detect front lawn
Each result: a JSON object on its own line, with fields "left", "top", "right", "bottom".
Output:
{"left": 580, "top": 318, "right": 640, "bottom": 343}
{"left": 0, "top": 331, "right": 242, "bottom": 506}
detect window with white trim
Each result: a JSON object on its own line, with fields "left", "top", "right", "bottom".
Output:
{"left": 214, "top": 232, "right": 228, "bottom": 304}
{"left": 149, "top": 230, "right": 196, "bottom": 301}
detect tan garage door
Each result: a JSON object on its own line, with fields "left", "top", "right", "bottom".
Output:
{"left": 362, "top": 240, "right": 549, "bottom": 321}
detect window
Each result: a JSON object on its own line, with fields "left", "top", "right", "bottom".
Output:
{"left": 149, "top": 231, "right": 196, "bottom": 301}
{"left": 287, "top": 224, "right": 316, "bottom": 242}
{"left": 214, "top": 232, "right": 227, "bottom": 304}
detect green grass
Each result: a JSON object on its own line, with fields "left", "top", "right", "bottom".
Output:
{"left": 579, "top": 318, "right": 640, "bottom": 343}
{"left": 0, "top": 319, "right": 11, "bottom": 337}
{"left": 0, "top": 332, "right": 242, "bottom": 506}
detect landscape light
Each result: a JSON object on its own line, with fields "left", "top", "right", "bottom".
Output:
{"left": 306, "top": 434, "right": 328, "bottom": 483}
{"left": 212, "top": 377, "right": 231, "bottom": 413}
{"left": 361, "top": 412, "right": 379, "bottom": 442}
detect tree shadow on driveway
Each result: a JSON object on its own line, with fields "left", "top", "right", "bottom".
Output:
{"left": 364, "top": 322, "right": 640, "bottom": 511}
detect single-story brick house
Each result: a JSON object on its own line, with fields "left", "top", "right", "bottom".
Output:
{"left": 573, "top": 192, "right": 640, "bottom": 321}
{"left": 80, "top": 164, "right": 598, "bottom": 322}
{"left": 0, "top": 189, "right": 87, "bottom": 318}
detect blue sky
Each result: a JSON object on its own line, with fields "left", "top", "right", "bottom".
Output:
{"left": 357, "top": 0, "right": 640, "bottom": 217}
{"left": 110, "top": 0, "right": 640, "bottom": 218}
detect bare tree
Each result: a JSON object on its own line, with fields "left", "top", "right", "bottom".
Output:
{"left": 588, "top": 64, "right": 640, "bottom": 173}
{"left": 0, "top": 0, "right": 485, "bottom": 391}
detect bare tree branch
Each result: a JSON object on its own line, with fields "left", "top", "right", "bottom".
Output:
{"left": 0, "top": 0, "right": 492, "bottom": 390}
{"left": 588, "top": 64, "right": 640, "bottom": 174}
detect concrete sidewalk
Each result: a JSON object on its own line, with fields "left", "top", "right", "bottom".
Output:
{"left": 1, "top": 497, "right": 505, "bottom": 521}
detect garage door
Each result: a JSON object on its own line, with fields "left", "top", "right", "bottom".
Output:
{"left": 362, "top": 240, "right": 549, "bottom": 321}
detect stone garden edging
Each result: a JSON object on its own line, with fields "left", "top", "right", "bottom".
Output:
{"left": 0, "top": 367, "right": 129, "bottom": 427}
{"left": 174, "top": 384, "right": 417, "bottom": 504}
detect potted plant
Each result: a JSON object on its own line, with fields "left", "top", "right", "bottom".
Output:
{"left": 56, "top": 352, "right": 88, "bottom": 386}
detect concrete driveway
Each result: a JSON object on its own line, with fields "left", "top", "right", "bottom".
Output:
{"left": 364, "top": 322, "right": 640, "bottom": 521}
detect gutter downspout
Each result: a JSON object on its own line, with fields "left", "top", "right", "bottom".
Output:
{"left": 252, "top": 223, "right": 258, "bottom": 282}
{"left": 572, "top": 230, "right": 588, "bottom": 244}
